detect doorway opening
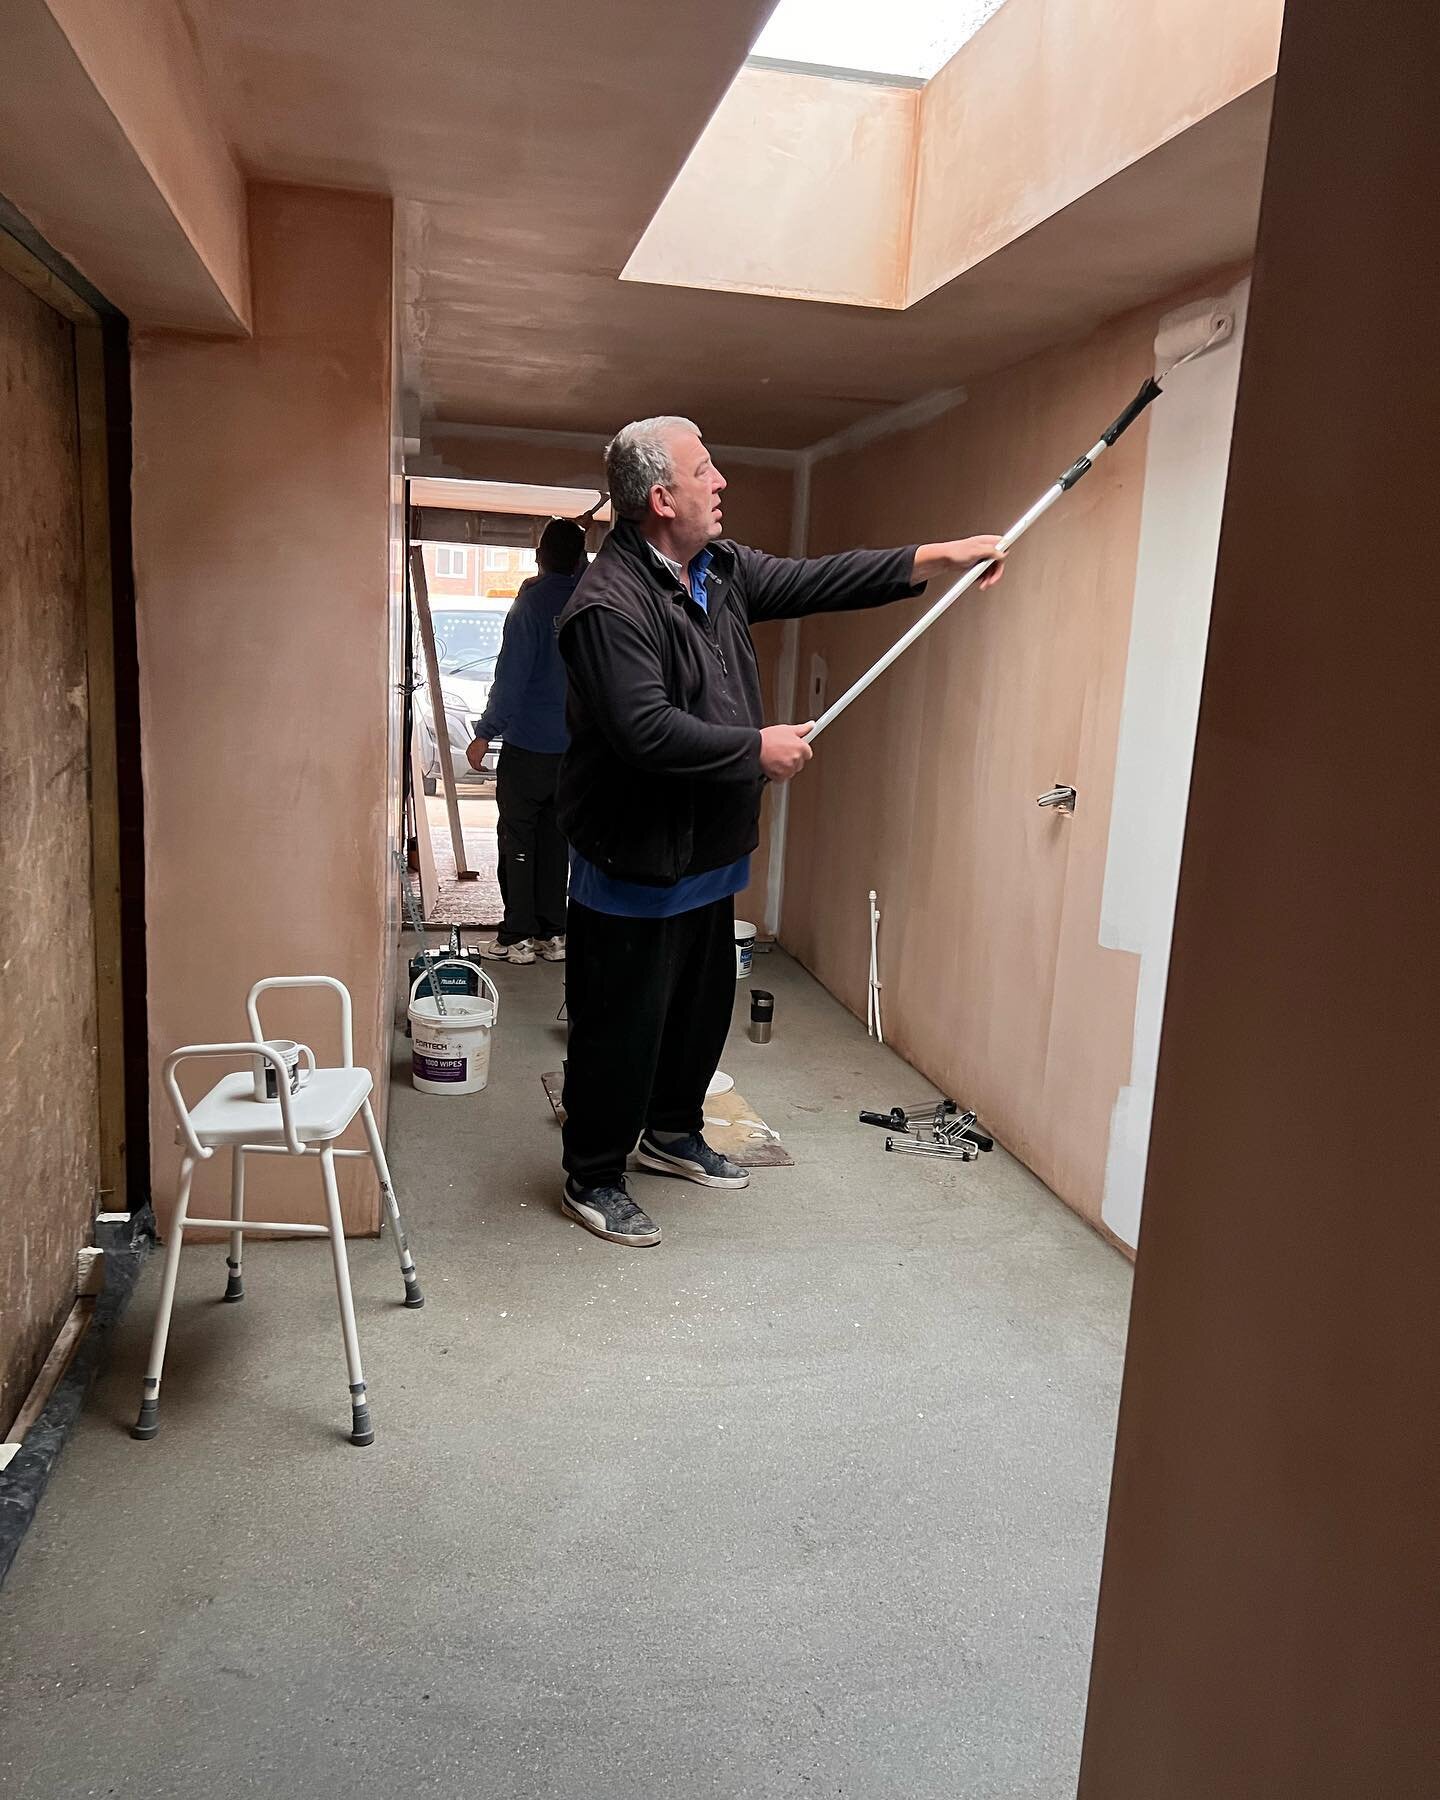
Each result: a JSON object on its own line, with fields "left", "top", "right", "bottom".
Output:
{"left": 405, "top": 479, "right": 607, "bottom": 933}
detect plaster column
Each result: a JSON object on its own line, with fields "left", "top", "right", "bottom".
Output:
{"left": 133, "top": 183, "right": 398, "bottom": 1235}
{"left": 1079, "top": 2, "right": 1439, "bottom": 1790}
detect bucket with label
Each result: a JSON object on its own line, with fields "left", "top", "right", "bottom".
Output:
{"left": 408, "top": 961, "right": 500, "bottom": 1095}
{"left": 733, "top": 919, "right": 756, "bottom": 980}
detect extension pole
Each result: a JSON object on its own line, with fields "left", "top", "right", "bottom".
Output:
{"left": 805, "top": 377, "right": 1163, "bottom": 744}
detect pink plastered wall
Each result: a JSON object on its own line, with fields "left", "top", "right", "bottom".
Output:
{"left": 1080, "top": 0, "right": 1436, "bottom": 1786}
{"left": 780, "top": 305, "right": 1175, "bottom": 1238}
{"left": 133, "top": 184, "right": 396, "bottom": 1236}
{"left": 910, "top": 0, "right": 1282, "bottom": 302}
{"left": 624, "top": 64, "right": 917, "bottom": 308}
{"left": 616, "top": 0, "right": 1279, "bottom": 319}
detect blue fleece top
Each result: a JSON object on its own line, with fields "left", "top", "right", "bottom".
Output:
{"left": 568, "top": 545, "right": 750, "bottom": 918}
{"left": 472, "top": 570, "right": 578, "bottom": 754}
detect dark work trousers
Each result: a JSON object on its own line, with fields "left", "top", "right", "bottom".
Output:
{"left": 495, "top": 744, "right": 568, "bottom": 944}
{"left": 562, "top": 895, "right": 737, "bottom": 1190}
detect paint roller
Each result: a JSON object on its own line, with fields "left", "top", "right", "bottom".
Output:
{"left": 804, "top": 303, "right": 1235, "bottom": 744}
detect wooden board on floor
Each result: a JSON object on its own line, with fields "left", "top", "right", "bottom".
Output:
{"left": 541, "top": 1072, "right": 793, "bottom": 1168}
{"left": 3, "top": 1296, "right": 96, "bottom": 1449}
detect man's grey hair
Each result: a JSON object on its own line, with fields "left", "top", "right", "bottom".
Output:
{"left": 605, "top": 416, "right": 701, "bottom": 521}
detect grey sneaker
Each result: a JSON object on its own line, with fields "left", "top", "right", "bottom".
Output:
{"left": 480, "top": 937, "right": 535, "bottom": 964}
{"left": 636, "top": 1132, "right": 750, "bottom": 1189}
{"left": 561, "top": 1177, "right": 662, "bottom": 1246}
{"left": 538, "top": 935, "right": 566, "bottom": 962}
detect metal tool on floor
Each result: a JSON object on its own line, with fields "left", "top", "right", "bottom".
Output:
{"left": 861, "top": 1094, "right": 994, "bottom": 1159}
{"left": 886, "top": 1132, "right": 979, "bottom": 1162}
{"left": 860, "top": 1098, "right": 956, "bottom": 1133}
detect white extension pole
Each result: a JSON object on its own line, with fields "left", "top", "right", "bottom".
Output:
{"left": 800, "top": 343, "right": 1224, "bottom": 746}
{"left": 808, "top": 468, "right": 1078, "bottom": 743}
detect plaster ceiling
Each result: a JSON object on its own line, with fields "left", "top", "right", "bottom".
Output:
{"left": 179, "top": 0, "right": 1271, "bottom": 451}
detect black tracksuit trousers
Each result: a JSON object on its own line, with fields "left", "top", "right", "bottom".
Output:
{"left": 561, "top": 895, "right": 737, "bottom": 1191}
{"left": 495, "top": 743, "right": 568, "bottom": 944}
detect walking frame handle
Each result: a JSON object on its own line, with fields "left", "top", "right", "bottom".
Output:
{"left": 164, "top": 1043, "right": 306, "bottom": 1158}
{"left": 246, "top": 975, "right": 355, "bottom": 1067}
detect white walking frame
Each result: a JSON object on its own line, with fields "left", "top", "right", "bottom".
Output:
{"left": 132, "top": 976, "right": 423, "bottom": 1449}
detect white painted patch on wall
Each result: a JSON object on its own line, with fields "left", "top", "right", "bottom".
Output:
{"left": 1099, "top": 276, "right": 1251, "bottom": 1250}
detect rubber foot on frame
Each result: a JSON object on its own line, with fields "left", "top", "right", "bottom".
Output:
{"left": 350, "top": 1403, "right": 375, "bottom": 1447}
{"left": 403, "top": 1274, "right": 425, "bottom": 1309}
{"left": 131, "top": 1398, "right": 160, "bottom": 1441}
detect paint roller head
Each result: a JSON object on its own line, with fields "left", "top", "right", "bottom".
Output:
{"left": 1154, "top": 301, "right": 1235, "bottom": 379}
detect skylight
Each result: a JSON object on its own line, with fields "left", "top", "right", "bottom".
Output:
{"left": 751, "top": 0, "right": 1010, "bottom": 82}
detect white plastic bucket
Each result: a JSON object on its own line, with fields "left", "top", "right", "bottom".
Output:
{"left": 733, "top": 919, "right": 756, "bottom": 980}
{"left": 408, "top": 960, "right": 500, "bottom": 1095}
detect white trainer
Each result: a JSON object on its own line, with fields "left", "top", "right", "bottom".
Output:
{"left": 539, "top": 935, "right": 566, "bottom": 962}
{"left": 480, "top": 938, "right": 536, "bottom": 964}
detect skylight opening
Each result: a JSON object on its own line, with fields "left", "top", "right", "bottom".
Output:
{"left": 751, "top": 0, "right": 1010, "bottom": 83}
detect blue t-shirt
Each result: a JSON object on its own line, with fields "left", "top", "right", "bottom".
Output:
{"left": 569, "top": 851, "right": 751, "bottom": 919}
{"left": 472, "top": 570, "right": 578, "bottom": 754}
{"left": 570, "top": 544, "right": 749, "bottom": 918}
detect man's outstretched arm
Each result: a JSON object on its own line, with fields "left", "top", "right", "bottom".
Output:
{"left": 912, "top": 538, "right": 1007, "bottom": 588}
{"left": 741, "top": 538, "right": 1005, "bottom": 624}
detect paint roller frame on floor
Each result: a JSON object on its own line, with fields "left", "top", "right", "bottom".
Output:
{"left": 804, "top": 301, "right": 1236, "bottom": 743}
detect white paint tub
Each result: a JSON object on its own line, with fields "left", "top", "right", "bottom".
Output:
{"left": 734, "top": 919, "right": 756, "bottom": 980}
{"left": 408, "top": 961, "right": 500, "bottom": 1095}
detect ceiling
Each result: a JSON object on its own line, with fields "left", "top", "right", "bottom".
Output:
{"left": 179, "top": 0, "right": 1271, "bottom": 451}
{"left": 410, "top": 478, "right": 609, "bottom": 521}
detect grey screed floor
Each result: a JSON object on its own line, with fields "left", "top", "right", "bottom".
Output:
{"left": 0, "top": 949, "right": 1131, "bottom": 1800}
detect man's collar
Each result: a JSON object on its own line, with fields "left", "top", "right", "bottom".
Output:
{"left": 612, "top": 517, "right": 731, "bottom": 587}
{"left": 644, "top": 538, "right": 714, "bottom": 584}
{"left": 647, "top": 541, "right": 686, "bottom": 585}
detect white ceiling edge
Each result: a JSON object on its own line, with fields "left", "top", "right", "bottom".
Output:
{"left": 751, "top": 0, "right": 1011, "bottom": 82}
{"left": 410, "top": 477, "right": 610, "bottom": 520}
